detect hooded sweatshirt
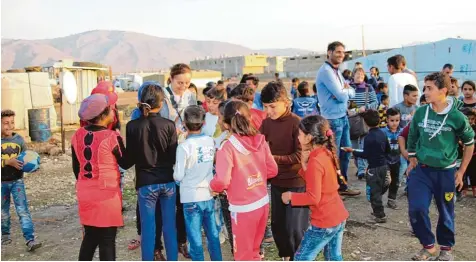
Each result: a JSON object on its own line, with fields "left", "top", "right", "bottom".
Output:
{"left": 210, "top": 134, "right": 278, "bottom": 213}
{"left": 408, "top": 97, "right": 475, "bottom": 168}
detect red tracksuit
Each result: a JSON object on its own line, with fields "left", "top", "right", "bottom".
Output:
{"left": 211, "top": 134, "right": 278, "bottom": 261}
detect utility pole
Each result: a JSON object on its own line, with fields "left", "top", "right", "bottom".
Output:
{"left": 361, "top": 25, "right": 366, "bottom": 57}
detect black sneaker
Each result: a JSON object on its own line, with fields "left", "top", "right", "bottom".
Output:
{"left": 338, "top": 189, "right": 361, "bottom": 196}
{"left": 26, "top": 240, "right": 42, "bottom": 252}
{"left": 368, "top": 216, "right": 387, "bottom": 223}
{"left": 387, "top": 199, "right": 400, "bottom": 210}
{"left": 375, "top": 216, "right": 387, "bottom": 223}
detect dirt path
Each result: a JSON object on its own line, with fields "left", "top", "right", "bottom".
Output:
{"left": 2, "top": 155, "right": 476, "bottom": 261}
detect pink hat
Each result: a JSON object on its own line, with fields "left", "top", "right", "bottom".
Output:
{"left": 78, "top": 94, "right": 114, "bottom": 121}
{"left": 91, "top": 81, "right": 118, "bottom": 105}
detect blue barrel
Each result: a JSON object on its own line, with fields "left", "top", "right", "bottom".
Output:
{"left": 28, "top": 108, "right": 51, "bottom": 142}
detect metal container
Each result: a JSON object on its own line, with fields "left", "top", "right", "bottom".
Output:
{"left": 28, "top": 108, "right": 51, "bottom": 142}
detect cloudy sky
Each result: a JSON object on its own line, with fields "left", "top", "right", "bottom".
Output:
{"left": 2, "top": 0, "right": 476, "bottom": 51}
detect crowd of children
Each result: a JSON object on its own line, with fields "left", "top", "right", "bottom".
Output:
{"left": 2, "top": 42, "right": 476, "bottom": 261}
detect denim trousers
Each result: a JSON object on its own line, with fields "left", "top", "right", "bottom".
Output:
{"left": 294, "top": 221, "right": 346, "bottom": 261}
{"left": 328, "top": 116, "right": 352, "bottom": 191}
{"left": 351, "top": 137, "right": 368, "bottom": 177}
{"left": 1, "top": 179, "right": 35, "bottom": 242}
{"left": 138, "top": 182, "right": 178, "bottom": 261}
{"left": 183, "top": 199, "right": 222, "bottom": 261}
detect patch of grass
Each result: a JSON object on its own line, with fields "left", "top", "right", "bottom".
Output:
{"left": 122, "top": 185, "right": 137, "bottom": 207}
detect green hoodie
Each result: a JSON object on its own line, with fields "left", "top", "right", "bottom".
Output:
{"left": 407, "top": 97, "right": 475, "bottom": 168}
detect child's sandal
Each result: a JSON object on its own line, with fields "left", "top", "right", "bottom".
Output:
{"left": 412, "top": 248, "right": 436, "bottom": 261}
{"left": 128, "top": 239, "right": 141, "bottom": 250}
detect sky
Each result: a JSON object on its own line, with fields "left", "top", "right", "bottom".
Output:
{"left": 2, "top": 0, "right": 476, "bottom": 51}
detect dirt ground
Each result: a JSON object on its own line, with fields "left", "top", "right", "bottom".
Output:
{"left": 1, "top": 149, "right": 475, "bottom": 261}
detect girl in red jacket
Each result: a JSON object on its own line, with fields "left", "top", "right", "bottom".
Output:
{"left": 210, "top": 101, "right": 278, "bottom": 261}
{"left": 72, "top": 94, "right": 130, "bottom": 261}
{"left": 281, "top": 115, "right": 349, "bottom": 261}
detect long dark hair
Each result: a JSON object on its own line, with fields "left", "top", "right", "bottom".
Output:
{"left": 223, "top": 101, "right": 257, "bottom": 136}
{"left": 138, "top": 83, "right": 165, "bottom": 116}
{"left": 299, "top": 115, "right": 339, "bottom": 171}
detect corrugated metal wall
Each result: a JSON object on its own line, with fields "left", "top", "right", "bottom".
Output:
{"left": 62, "top": 69, "right": 98, "bottom": 124}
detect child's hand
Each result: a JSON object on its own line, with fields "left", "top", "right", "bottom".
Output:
{"left": 401, "top": 151, "right": 409, "bottom": 160}
{"left": 358, "top": 106, "right": 366, "bottom": 113}
{"left": 455, "top": 170, "right": 464, "bottom": 191}
{"left": 341, "top": 147, "right": 354, "bottom": 153}
{"left": 406, "top": 158, "right": 418, "bottom": 177}
{"left": 6, "top": 158, "right": 23, "bottom": 170}
{"left": 281, "top": 192, "right": 292, "bottom": 204}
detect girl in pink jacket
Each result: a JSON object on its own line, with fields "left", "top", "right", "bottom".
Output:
{"left": 210, "top": 101, "right": 278, "bottom": 261}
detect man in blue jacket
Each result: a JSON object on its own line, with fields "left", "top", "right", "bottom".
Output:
{"left": 315, "top": 41, "right": 361, "bottom": 196}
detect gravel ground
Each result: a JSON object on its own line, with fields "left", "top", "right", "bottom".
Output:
{"left": 1, "top": 153, "right": 476, "bottom": 261}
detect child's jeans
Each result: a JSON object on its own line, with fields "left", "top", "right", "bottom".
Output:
{"left": 183, "top": 199, "right": 222, "bottom": 261}
{"left": 399, "top": 156, "right": 408, "bottom": 185}
{"left": 231, "top": 204, "right": 269, "bottom": 261}
{"left": 294, "top": 221, "right": 346, "bottom": 261}
{"left": 1, "top": 179, "right": 35, "bottom": 242}
{"left": 351, "top": 137, "right": 368, "bottom": 177}
{"left": 138, "top": 182, "right": 178, "bottom": 261}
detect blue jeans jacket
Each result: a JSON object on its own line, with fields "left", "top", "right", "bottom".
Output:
{"left": 1, "top": 179, "right": 35, "bottom": 242}
{"left": 183, "top": 199, "right": 222, "bottom": 261}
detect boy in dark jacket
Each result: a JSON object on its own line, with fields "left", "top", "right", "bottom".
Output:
{"left": 1, "top": 110, "right": 42, "bottom": 251}
{"left": 343, "top": 109, "right": 391, "bottom": 223}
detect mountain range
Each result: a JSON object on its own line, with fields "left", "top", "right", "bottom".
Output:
{"left": 1, "top": 30, "right": 314, "bottom": 73}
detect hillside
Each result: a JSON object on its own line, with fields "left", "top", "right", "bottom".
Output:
{"left": 1, "top": 30, "right": 313, "bottom": 72}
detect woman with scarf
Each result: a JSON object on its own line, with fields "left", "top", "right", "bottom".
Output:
{"left": 349, "top": 68, "right": 378, "bottom": 179}
{"left": 159, "top": 63, "right": 197, "bottom": 258}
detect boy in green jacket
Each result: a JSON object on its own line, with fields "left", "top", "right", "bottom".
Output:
{"left": 407, "top": 72, "right": 475, "bottom": 261}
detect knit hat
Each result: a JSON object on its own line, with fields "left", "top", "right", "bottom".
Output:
{"left": 78, "top": 94, "right": 114, "bottom": 121}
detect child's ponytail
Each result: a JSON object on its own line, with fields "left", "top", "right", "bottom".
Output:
{"left": 224, "top": 101, "right": 257, "bottom": 137}
{"left": 324, "top": 133, "right": 341, "bottom": 172}
{"left": 138, "top": 102, "right": 152, "bottom": 117}
{"left": 138, "top": 82, "right": 165, "bottom": 117}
